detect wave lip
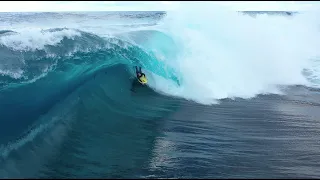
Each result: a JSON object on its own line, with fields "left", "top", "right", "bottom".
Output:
{"left": 0, "top": 28, "right": 113, "bottom": 87}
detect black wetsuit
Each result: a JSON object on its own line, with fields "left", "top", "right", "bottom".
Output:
{"left": 131, "top": 66, "right": 145, "bottom": 92}
{"left": 135, "top": 66, "right": 145, "bottom": 82}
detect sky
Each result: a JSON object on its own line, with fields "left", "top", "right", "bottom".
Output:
{"left": 0, "top": 1, "right": 319, "bottom": 12}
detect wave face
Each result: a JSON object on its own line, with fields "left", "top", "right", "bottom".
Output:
{"left": 1, "top": 7, "right": 320, "bottom": 178}
{"left": 0, "top": 28, "right": 179, "bottom": 140}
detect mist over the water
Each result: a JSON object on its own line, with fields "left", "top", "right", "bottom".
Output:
{"left": 146, "top": 3, "right": 320, "bottom": 104}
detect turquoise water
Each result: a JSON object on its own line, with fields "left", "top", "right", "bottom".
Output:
{"left": 0, "top": 11, "right": 320, "bottom": 178}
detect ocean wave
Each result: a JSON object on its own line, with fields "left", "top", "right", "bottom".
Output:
{"left": 0, "top": 8, "right": 320, "bottom": 115}
{"left": 0, "top": 28, "right": 179, "bottom": 88}
{"left": 0, "top": 27, "right": 179, "bottom": 145}
{"left": 1, "top": 9, "right": 320, "bottom": 177}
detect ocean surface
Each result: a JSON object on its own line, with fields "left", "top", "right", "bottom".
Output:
{"left": 0, "top": 6, "right": 320, "bottom": 178}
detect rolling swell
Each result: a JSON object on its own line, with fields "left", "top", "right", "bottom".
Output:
{"left": 0, "top": 28, "right": 178, "bottom": 148}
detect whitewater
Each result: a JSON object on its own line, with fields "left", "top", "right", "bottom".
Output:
{"left": 1, "top": 3, "right": 320, "bottom": 178}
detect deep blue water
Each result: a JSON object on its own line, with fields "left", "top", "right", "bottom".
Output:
{"left": 0, "top": 11, "right": 320, "bottom": 178}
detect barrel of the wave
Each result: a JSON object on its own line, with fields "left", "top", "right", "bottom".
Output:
{"left": 124, "top": 30, "right": 181, "bottom": 86}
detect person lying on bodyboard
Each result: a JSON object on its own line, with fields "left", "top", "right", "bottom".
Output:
{"left": 131, "top": 66, "right": 148, "bottom": 92}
